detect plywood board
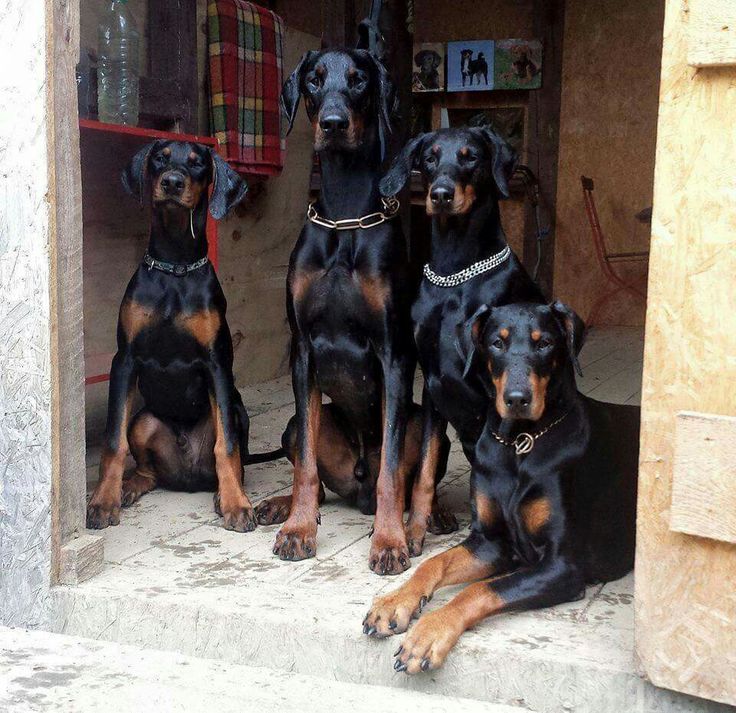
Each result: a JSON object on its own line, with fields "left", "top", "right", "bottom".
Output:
{"left": 670, "top": 412, "right": 736, "bottom": 544}
{"left": 688, "top": 0, "right": 736, "bottom": 67}
{"left": 635, "top": 0, "right": 736, "bottom": 705}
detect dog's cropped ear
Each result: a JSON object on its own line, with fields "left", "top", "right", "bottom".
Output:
{"left": 379, "top": 133, "right": 429, "bottom": 197}
{"left": 281, "top": 50, "right": 317, "bottom": 135}
{"left": 121, "top": 141, "right": 157, "bottom": 205}
{"left": 209, "top": 149, "right": 248, "bottom": 220}
{"left": 550, "top": 301, "right": 586, "bottom": 376}
{"left": 455, "top": 304, "right": 493, "bottom": 379}
{"left": 473, "top": 126, "right": 517, "bottom": 199}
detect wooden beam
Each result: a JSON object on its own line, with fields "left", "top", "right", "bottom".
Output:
{"left": 524, "top": 0, "right": 565, "bottom": 297}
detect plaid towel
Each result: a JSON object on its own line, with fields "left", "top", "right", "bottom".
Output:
{"left": 208, "top": 0, "right": 285, "bottom": 176}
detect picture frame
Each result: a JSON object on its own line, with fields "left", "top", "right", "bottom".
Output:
{"left": 412, "top": 43, "right": 445, "bottom": 92}
{"left": 446, "top": 40, "right": 495, "bottom": 92}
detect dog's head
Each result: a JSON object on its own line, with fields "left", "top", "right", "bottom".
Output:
{"left": 415, "top": 49, "right": 441, "bottom": 73}
{"left": 380, "top": 127, "right": 516, "bottom": 211}
{"left": 281, "top": 48, "right": 396, "bottom": 157}
{"left": 121, "top": 140, "right": 247, "bottom": 220}
{"left": 457, "top": 302, "right": 585, "bottom": 422}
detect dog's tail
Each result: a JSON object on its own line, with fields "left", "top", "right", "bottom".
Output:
{"left": 243, "top": 447, "right": 287, "bottom": 465}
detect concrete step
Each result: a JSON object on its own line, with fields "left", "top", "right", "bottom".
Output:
{"left": 0, "top": 626, "right": 519, "bottom": 713}
{"left": 48, "top": 561, "right": 727, "bottom": 713}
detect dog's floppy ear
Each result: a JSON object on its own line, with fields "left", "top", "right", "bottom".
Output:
{"left": 379, "top": 132, "right": 429, "bottom": 197}
{"left": 121, "top": 141, "right": 157, "bottom": 205}
{"left": 455, "top": 304, "right": 493, "bottom": 379}
{"left": 550, "top": 301, "right": 586, "bottom": 376}
{"left": 281, "top": 50, "right": 316, "bottom": 135}
{"left": 209, "top": 149, "right": 248, "bottom": 220}
{"left": 359, "top": 50, "right": 397, "bottom": 163}
{"left": 473, "top": 126, "right": 517, "bottom": 199}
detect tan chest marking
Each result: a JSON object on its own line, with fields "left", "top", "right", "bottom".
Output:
{"left": 291, "top": 269, "right": 325, "bottom": 304}
{"left": 176, "top": 309, "right": 221, "bottom": 346}
{"left": 520, "top": 496, "right": 552, "bottom": 535}
{"left": 120, "top": 300, "right": 159, "bottom": 341}
{"left": 357, "top": 274, "right": 390, "bottom": 313}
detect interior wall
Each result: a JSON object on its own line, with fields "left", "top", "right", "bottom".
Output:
{"left": 553, "top": 0, "right": 664, "bottom": 326}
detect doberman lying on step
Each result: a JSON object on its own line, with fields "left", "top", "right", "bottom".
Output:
{"left": 379, "top": 127, "right": 544, "bottom": 556}
{"left": 87, "top": 140, "right": 277, "bottom": 532}
{"left": 364, "top": 301, "right": 639, "bottom": 672}
{"left": 254, "top": 49, "right": 456, "bottom": 575}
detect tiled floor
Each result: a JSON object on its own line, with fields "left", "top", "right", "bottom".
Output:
{"left": 84, "top": 325, "right": 644, "bottom": 602}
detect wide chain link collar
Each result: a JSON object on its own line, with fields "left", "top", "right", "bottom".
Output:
{"left": 306, "top": 196, "right": 400, "bottom": 231}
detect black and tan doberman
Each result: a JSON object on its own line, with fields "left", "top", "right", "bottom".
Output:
{"left": 379, "top": 127, "right": 544, "bottom": 556}
{"left": 364, "top": 302, "right": 639, "bottom": 672}
{"left": 254, "top": 49, "right": 456, "bottom": 575}
{"left": 86, "top": 140, "right": 277, "bottom": 532}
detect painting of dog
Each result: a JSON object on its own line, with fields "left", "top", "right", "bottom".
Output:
{"left": 447, "top": 40, "right": 495, "bottom": 92}
{"left": 412, "top": 43, "right": 444, "bottom": 92}
{"left": 494, "top": 39, "right": 543, "bottom": 90}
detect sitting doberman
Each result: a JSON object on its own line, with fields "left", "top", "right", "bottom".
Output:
{"left": 379, "top": 127, "right": 544, "bottom": 555}
{"left": 254, "top": 49, "right": 455, "bottom": 575}
{"left": 364, "top": 301, "right": 639, "bottom": 673}
{"left": 86, "top": 140, "right": 275, "bottom": 532}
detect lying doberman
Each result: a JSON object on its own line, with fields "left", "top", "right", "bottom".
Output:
{"left": 254, "top": 49, "right": 455, "bottom": 575}
{"left": 87, "top": 140, "right": 275, "bottom": 532}
{"left": 364, "top": 301, "right": 639, "bottom": 672}
{"left": 379, "top": 127, "right": 544, "bottom": 555}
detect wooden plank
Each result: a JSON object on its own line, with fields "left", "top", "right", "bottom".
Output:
{"left": 670, "top": 412, "right": 736, "bottom": 544}
{"left": 688, "top": 0, "right": 736, "bottom": 67}
{"left": 635, "top": 0, "right": 736, "bottom": 705}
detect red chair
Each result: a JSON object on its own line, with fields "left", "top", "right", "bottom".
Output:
{"left": 581, "top": 175, "right": 649, "bottom": 327}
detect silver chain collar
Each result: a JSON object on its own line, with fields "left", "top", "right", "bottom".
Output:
{"left": 491, "top": 410, "right": 570, "bottom": 456}
{"left": 306, "top": 196, "right": 400, "bottom": 231}
{"left": 423, "top": 245, "right": 511, "bottom": 287}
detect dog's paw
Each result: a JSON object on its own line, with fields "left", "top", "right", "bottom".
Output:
{"left": 255, "top": 495, "right": 291, "bottom": 525}
{"left": 362, "top": 588, "right": 427, "bottom": 638}
{"left": 405, "top": 519, "right": 428, "bottom": 558}
{"left": 369, "top": 536, "right": 411, "bottom": 576}
{"left": 427, "top": 505, "right": 458, "bottom": 535}
{"left": 86, "top": 500, "right": 121, "bottom": 529}
{"left": 121, "top": 473, "right": 155, "bottom": 508}
{"left": 221, "top": 506, "right": 258, "bottom": 533}
{"left": 392, "top": 607, "right": 462, "bottom": 674}
{"left": 273, "top": 520, "right": 317, "bottom": 560}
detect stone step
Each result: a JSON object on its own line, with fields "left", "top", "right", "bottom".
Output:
{"left": 48, "top": 564, "right": 727, "bottom": 713}
{"left": 0, "top": 626, "right": 518, "bottom": 713}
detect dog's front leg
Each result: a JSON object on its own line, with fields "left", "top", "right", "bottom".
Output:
{"left": 87, "top": 351, "right": 137, "bottom": 529}
{"left": 273, "top": 339, "right": 321, "bottom": 560}
{"left": 405, "top": 386, "right": 457, "bottom": 556}
{"left": 208, "top": 360, "right": 257, "bottom": 532}
{"left": 369, "top": 344, "right": 413, "bottom": 575}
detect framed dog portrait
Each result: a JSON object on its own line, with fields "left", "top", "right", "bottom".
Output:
{"left": 446, "top": 40, "right": 495, "bottom": 92}
{"left": 494, "top": 40, "right": 543, "bottom": 90}
{"left": 412, "top": 43, "right": 445, "bottom": 92}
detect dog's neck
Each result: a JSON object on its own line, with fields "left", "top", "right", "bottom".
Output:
{"left": 429, "top": 197, "right": 507, "bottom": 273}
{"left": 317, "top": 131, "right": 383, "bottom": 220}
{"left": 147, "top": 198, "right": 209, "bottom": 264}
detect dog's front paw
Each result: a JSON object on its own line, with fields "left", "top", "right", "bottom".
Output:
{"left": 427, "top": 505, "right": 458, "bottom": 535}
{"left": 393, "top": 607, "right": 462, "bottom": 674}
{"left": 362, "top": 587, "right": 427, "bottom": 638}
{"left": 255, "top": 495, "right": 291, "bottom": 525}
{"left": 369, "top": 535, "right": 411, "bottom": 576}
{"left": 86, "top": 498, "right": 121, "bottom": 529}
{"left": 222, "top": 506, "right": 257, "bottom": 532}
{"left": 273, "top": 518, "right": 317, "bottom": 560}
{"left": 405, "top": 517, "right": 429, "bottom": 557}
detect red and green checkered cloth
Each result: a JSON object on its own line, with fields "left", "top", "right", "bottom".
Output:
{"left": 207, "top": 0, "right": 285, "bottom": 177}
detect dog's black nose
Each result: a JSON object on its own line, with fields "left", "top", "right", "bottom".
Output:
{"left": 505, "top": 390, "right": 531, "bottom": 413}
{"left": 430, "top": 185, "right": 454, "bottom": 207}
{"left": 319, "top": 114, "right": 349, "bottom": 134}
{"left": 161, "top": 172, "right": 185, "bottom": 195}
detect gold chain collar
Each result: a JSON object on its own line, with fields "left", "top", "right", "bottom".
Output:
{"left": 491, "top": 410, "right": 570, "bottom": 456}
{"left": 306, "top": 196, "right": 400, "bottom": 231}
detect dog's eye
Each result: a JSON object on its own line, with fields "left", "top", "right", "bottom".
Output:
{"left": 349, "top": 71, "right": 368, "bottom": 90}
{"left": 537, "top": 338, "right": 553, "bottom": 350}
{"left": 426, "top": 154, "right": 438, "bottom": 166}
{"left": 306, "top": 74, "right": 322, "bottom": 91}
{"left": 491, "top": 338, "right": 505, "bottom": 350}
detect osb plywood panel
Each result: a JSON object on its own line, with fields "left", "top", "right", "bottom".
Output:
{"left": 415, "top": 0, "right": 534, "bottom": 42}
{"left": 687, "top": 0, "right": 736, "bottom": 67}
{"left": 0, "top": 1, "right": 54, "bottom": 626}
{"left": 670, "top": 412, "right": 736, "bottom": 544}
{"left": 553, "top": 0, "right": 664, "bottom": 326}
{"left": 635, "top": 0, "right": 736, "bottom": 704}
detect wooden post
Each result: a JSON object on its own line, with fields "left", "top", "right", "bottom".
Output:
{"left": 524, "top": 0, "right": 565, "bottom": 297}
